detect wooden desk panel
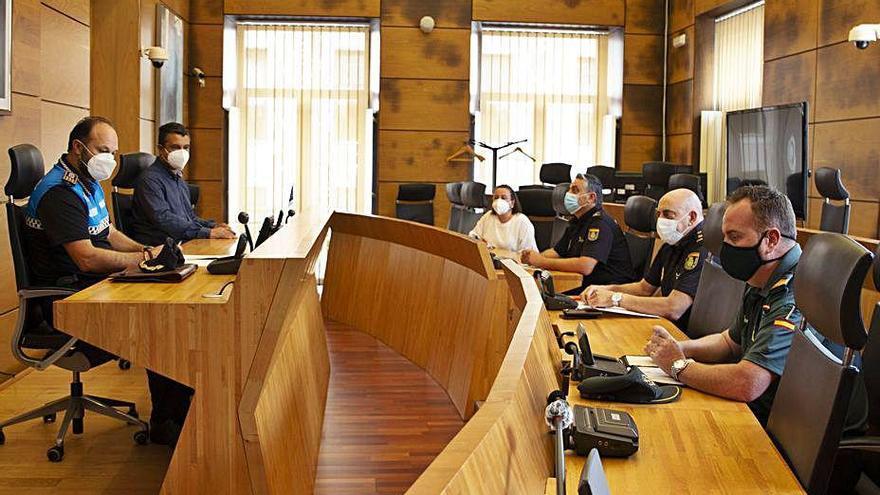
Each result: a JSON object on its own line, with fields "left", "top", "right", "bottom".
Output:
{"left": 553, "top": 314, "right": 804, "bottom": 494}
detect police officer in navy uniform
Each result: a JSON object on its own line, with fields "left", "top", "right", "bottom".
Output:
{"left": 582, "top": 188, "right": 708, "bottom": 331}
{"left": 24, "top": 116, "right": 190, "bottom": 446}
{"left": 521, "top": 173, "right": 637, "bottom": 293}
{"left": 643, "top": 186, "right": 803, "bottom": 426}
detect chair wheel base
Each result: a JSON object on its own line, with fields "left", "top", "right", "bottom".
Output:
{"left": 118, "top": 360, "right": 131, "bottom": 370}
{"left": 47, "top": 445, "right": 64, "bottom": 462}
{"left": 133, "top": 430, "right": 149, "bottom": 445}
{"left": 43, "top": 413, "right": 56, "bottom": 424}
{"left": 0, "top": 430, "right": 5, "bottom": 445}
{"left": 72, "top": 418, "right": 83, "bottom": 435}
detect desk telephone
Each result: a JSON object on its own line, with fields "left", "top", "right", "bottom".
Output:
{"left": 533, "top": 270, "right": 578, "bottom": 310}
{"left": 207, "top": 234, "right": 248, "bottom": 275}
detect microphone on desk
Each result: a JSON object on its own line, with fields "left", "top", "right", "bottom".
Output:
{"left": 238, "top": 211, "right": 254, "bottom": 251}
{"left": 285, "top": 208, "right": 296, "bottom": 223}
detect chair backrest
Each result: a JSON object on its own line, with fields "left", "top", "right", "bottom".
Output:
{"left": 446, "top": 182, "right": 464, "bottom": 231}
{"left": 668, "top": 173, "right": 705, "bottom": 204}
{"left": 642, "top": 162, "right": 675, "bottom": 201}
{"left": 111, "top": 152, "right": 153, "bottom": 235}
{"left": 623, "top": 195, "right": 657, "bottom": 278}
{"left": 815, "top": 167, "right": 850, "bottom": 234}
{"left": 459, "top": 181, "right": 487, "bottom": 234}
{"left": 5, "top": 145, "right": 46, "bottom": 290}
{"left": 551, "top": 183, "right": 570, "bottom": 247}
{"left": 586, "top": 165, "right": 615, "bottom": 202}
{"left": 517, "top": 187, "right": 555, "bottom": 251}
{"left": 539, "top": 162, "right": 572, "bottom": 185}
{"left": 188, "top": 182, "right": 200, "bottom": 208}
{"left": 687, "top": 202, "right": 746, "bottom": 337}
{"left": 767, "top": 233, "right": 872, "bottom": 494}
{"left": 395, "top": 183, "right": 435, "bottom": 226}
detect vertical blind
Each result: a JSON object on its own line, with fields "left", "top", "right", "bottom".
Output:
{"left": 231, "top": 23, "right": 372, "bottom": 222}
{"left": 475, "top": 28, "right": 616, "bottom": 189}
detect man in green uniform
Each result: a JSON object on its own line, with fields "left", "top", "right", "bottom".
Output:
{"left": 644, "top": 186, "right": 801, "bottom": 425}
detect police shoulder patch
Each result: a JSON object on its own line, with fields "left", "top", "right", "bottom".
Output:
{"left": 62, "top": 170, "right": 78, "bottom": 185}
{"left": 587, "top": 228, "right": 600, "bottom": 241}
{"left": 684, "top": 251, "right": 700, "bottom": 270}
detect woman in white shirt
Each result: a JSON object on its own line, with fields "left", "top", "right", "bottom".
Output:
{"left": 469, "top": 185, "right": 538, "bottom": 255}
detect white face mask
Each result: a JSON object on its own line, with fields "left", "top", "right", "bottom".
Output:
{"left": 492, "top": 198, "right": 512, "bottom": 215}
{"left": 656, "top": 217, "right": 687, "bottom": 245}
{"left": 166, "top": 149, "right": 190, "bottom": 170}
{"left": 77, "top": 141, "right": 116, "bottom": 182}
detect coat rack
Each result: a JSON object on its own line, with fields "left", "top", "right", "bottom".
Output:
{"left": 473, "top": 138, "right": 528, "bottom": 189}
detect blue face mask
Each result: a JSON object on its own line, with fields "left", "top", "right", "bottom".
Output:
{"left": 564, "top": 192, "right": 582, "bottom": 214}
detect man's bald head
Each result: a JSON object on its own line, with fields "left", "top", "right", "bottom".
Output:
{"left": 657, "top": 188, "right": 704, "bottom": 238}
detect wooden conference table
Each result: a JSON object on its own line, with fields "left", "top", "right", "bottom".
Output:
{"left": 50, "top": 212, "right": 801, "bottom": 494}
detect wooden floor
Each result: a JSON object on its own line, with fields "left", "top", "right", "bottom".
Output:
{"left": 316, "top": 322, "right": 464, "bottom": 495}
{"left": 0, "top": 322, "right": 464, "bottom": 495}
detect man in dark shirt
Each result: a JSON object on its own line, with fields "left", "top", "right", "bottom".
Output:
{"left": 521, "top": 173, "right": 637, "bottom": 293}
{"left": 129, "top": 122, "right": 234, "bottom": 245}
{"left": 24, "top": 116, "right": 191, "bottom": 446}
{"left": 582, "top": 188, "right": 707, "bottom": 330}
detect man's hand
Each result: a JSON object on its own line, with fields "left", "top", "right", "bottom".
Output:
{"left": 520, "top": 249, "right": 543, "bottom": 266}
{"left": 644, "top": 325, "right": 685, "bottom": 374}
{"left": 210, "top": 226, "right": 236, "bottom": 239}
{"left": 583, "top": 286, "right": 613, "bottom": 307}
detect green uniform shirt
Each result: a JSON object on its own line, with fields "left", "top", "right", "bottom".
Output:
{"left": 728, "top": 244, "right": 802, "bottom": 426}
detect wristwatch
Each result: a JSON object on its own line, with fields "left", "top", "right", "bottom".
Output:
{"left": 671, "top": 358, "right": 694, "bottom": 381}
{"left": 611, "top": 292, "right": 623, "bottom": 307}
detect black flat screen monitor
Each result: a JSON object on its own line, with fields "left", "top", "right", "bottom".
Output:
{"left": 726, "top": 102, "right": 808, "bottom": 219}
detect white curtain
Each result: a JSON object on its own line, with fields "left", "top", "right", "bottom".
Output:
{"left": 709, "top": 2, "right": 764, "bottom": 202}
{"left": 474, "top": 28, "right": 618, "bottom": 189}
{"left": 230, "top": 23, "right": 372, "bottom": 222}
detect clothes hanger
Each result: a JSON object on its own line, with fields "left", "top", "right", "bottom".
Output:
{"left": 447, "top": 143, "right": 486, "bottom": 162}
{"left": 499, "top": 147, "right": 536, "bottom": 162}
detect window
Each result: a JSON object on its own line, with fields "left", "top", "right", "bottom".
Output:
{"left": 473, "top": 26, "right": 622, "bottom": 189}
{"left": 229, "top": 22, "right": 374, "bottom": 222}
{"left": 713, "top": 2, "right": 764, "bottom": 112}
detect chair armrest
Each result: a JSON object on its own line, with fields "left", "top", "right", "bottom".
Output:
{"left": 840, "top": 437, "right": 880, "bottom": 454}
{"left": 12, "top": 288, "right": 78, "bottom": 370}
{"left": 19, "top": 287, "right": 76, "bottom": 299}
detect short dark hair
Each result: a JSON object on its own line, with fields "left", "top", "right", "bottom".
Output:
{"left": 727, "top": 185, "right": 797, "bottom": 238}
{"left": 575, "top": 173, "right": 603, "bottom": 207}
{"left": 67, "top": 116, "right": 114, "bottom": 151}
{"left": 492, "top": 184, "right": 522, "bottom": 215}
{"left": 158, "top": 122, "right": 189, "bottom": 147}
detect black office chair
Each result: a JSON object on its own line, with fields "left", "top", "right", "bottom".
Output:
{"left": 459, "top": 181, "right": 488, "bottom": 235}
{"left": 550, "top": 183, "right": 570, "bottom": 248}
{"left": 668, "top": 173, "right": 706, "bottom": 205}
{"left": 540, "top": 163, "right": 573, "bottom": 186}
{"left": 110, "top": 152, "right": 153, "bottom": 236}
{"left": 518, "top": 187, "right": 556, "bottom": 251}
{"left": 0, "top": 144, "right": 148, "bottom": 462}
{"left": 687, "top": 202, "right": 746, "bottom": 338}
{"left": 622, "top": 195, "right": 656, "bottom": 278}
{"left": 815, "top": 167, "right": 851, "bottom": 234}
{"left": 586, "top": 166, "right": 615, "bottom": 202}
{"left": 445, "top": 182, "right": 464, "bottom": 232}
{"left": 187, "top": 182, "right": 200, "bottom": 209}
{"left": 767, "top": 233, "right": 873, "bottom": 495}
{"left": 642, "top": 162, "right": 676, "bottom": 201}
{"left": 395, "top": 183, "right": 435, "bottom": 226}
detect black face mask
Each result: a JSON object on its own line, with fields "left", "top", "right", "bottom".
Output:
{"left": 720, "top": 231, "right": 793, "bottom": 282}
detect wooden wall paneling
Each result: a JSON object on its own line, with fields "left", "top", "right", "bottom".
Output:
{"left": 189, "top": 23, "right": 223, "bottom": 77}
{"left": 11, "top": 0, "right": 40, "bottom": 97}
{"left": 667, "top": 133, "right": 693, "bottom": 165}
{"left": 41, "top": 5, "right": 90, "bottom": 108}
{"left": 0, "top": 208, "right": 18, "bottom": 314}
{"left": 667, "top": 26, "right": 694, "bottom": 84}
{"left": 42, "top": 0, "right": 90, "bottom": 26}
{"left": 0, "top": 309, "right": 23, "bottom": 375}
{"left": 189, "top": 76, "right": 224, "bottom": 129}
{"left": 619, "top": 134, "right": 661, "bottom": 172}
{"left": 818, "top": 0, "right": 880, "bottom": 47}
{"left": 159, "top": 0, "right": 190, "bottom": 22}
{"left": 224, "top": 0, "right": 380, "bottom": 17}
{"left": 380, "top": 27, "right": 470, "bottom": 80}
{"left": 815, "top": 42, "right": 880, "bottom": 123}
{"left": 812, "top": 118, "right": 880, "bottom": 202}
{"left": 40, "top": 101, "right": 88, "bottom": 165}
{"left": 190, "top": 0, "right": 224, "bottom": 24}
{"left": 693, "top": 0, "right": 751, "bottom": 17}
{"left": 625, "top": 0, "right": 665, "bottom": 34}
{"left": 666, "top": 79, "right": 694, "bottom": 135}
{"left": 377, "top": 130, "right": 472, "bottom": 183}
{"left": 189, "top": 179, "right": 224, "bottom": 220}
{"left": 472, "top": 0, "right": 625, "bottom": 26}
{"left": 0, "top": 94, "right": 41, "bottom": 173}
{"left": 186, "top": 128, "right": 224, "bottom": 180}
{"left": 377, "top": 181, "right": 453, "bottom": 230}
{"left": 807, "top": 198, "right": 879, "bottom": 239}
{"left": 762, "top": 50, "right": 817, "bottom": 119}
{"left": 623, "top": 34, "right": 664, "bottom": 85}
{"left": 379, "top": 79, "right": 470, "bottom": 131}
{"left": 621, "top": 84, "right": 663, "bottom": 135}
{"left": 382, "top": 0, "right": 472, "bottom": 29}
{"left": 764, "top": 0, "right": 818, "bottom": 61}
{"left": 669, "top": 0, "right": 694, "bottom": 32}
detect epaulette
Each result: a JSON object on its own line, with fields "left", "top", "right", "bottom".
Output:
{"left": 62, "top": 170, "right": 79, "bottom": 186}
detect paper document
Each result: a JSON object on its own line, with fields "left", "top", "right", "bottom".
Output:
{"left": 638, "top": 366, "right": 685, "bottom": 386}
{"left": 622, "top": 355, "right": 657, "bottom": 368}
{"left": 577, "top": 303, "right": 660, "bottom": 318}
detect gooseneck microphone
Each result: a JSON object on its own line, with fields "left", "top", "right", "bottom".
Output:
{"left": 546, "top": 390, "right": 574, "bottom": 495}
{"left": 238, "top": 212, "right": 254, "bottom": 251}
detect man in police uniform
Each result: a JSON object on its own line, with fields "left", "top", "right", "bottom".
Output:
{"left": 24, "top": 116, "right": 190, "bottom": 445}
{"left": 644, "top": 186, "right": 801, "bottom": 425}
{"left": 582, "top": 188, "right": 707, "bottom": 331}
{"left": 520, "top": 173, "right": 637, "bottom": 293}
